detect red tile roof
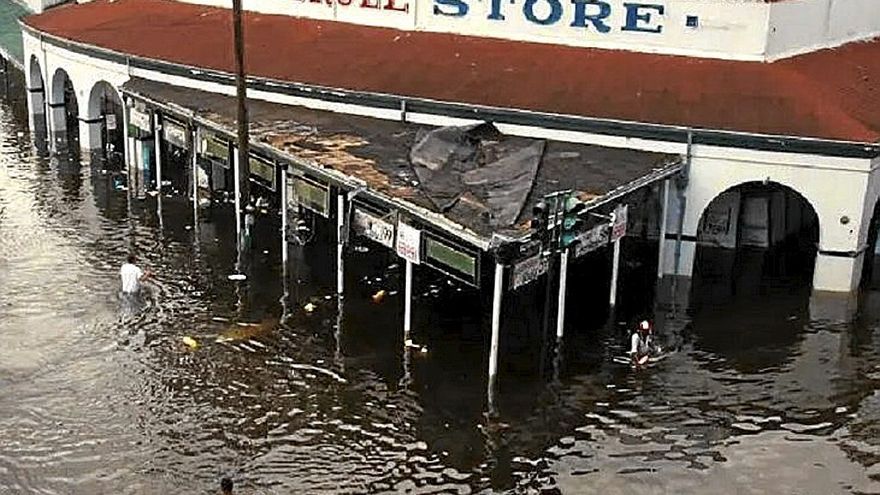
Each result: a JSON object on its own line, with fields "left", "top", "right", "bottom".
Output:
{"left": 23, "top": 0, "right": 880, "bottom": 143}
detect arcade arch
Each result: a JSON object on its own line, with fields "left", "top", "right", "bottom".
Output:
{"left": 691, "top": 181, "right": 819, "bottom": 306}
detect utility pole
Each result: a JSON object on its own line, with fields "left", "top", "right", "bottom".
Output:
{"left": 232, "top": 0, "right": 249, "bottom": 233}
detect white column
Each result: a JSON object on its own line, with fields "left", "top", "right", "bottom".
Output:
{"left": 404, "top": 259, "right": 413, "bottom": 340}
{"left": 555, "top": 248, "right": 569, "bottom": 340}
{"left": 281, "top": 168, "right": 290, "bottom": 268}
{"left": 813, "top": 252, "right": 864, "bottom": 293}
{"left": 153, "top": 113, "right": 163, "bottom": 217}
{"left": 487, "top": 262, "right": 504, "bottom": 415}
{"left": 336, "top": 193, "right": 345, "bottom": 295}
{"left": 609, "top": 217, "right": 621, "bottom": 308}
{"left": 233, "top": 148, "right": 242, "bottom": 244}
{"left": 79, "top": 118, "right": 102, "bottom": 151}
{"left": 122, "top": 104, "right": 131, "bottom": 171}
{"left": 657, "top": 179, "right": 670, "bottom": 279}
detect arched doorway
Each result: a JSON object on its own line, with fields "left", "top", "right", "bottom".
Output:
{"left": 50, "top": 68, "right": 79, "bottom": 152}
{"left": 86, "top": 81, "right": 124, "bottom": 168}
{"left": 692, "top": 181, "right": 819, "bottom": 307}
{"left": 27, "top": 55, "right": 47, "bottom": 138}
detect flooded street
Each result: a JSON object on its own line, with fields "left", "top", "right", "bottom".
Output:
{"left": 2, "top": 83, "right": 880, "bottom": 495}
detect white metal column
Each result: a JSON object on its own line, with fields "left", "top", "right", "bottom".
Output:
{"left": 281, "top": 167, "right": 289, "bottom": 266}
{"left": 404, "top": 259, "right": 413, "bottom": 340}
{"left": 233, "top": 149, "right": 242, "bottom": 244}
{"left": 153, "top": 113, "right": 163, "bottom": 217}
{"left": 609, "top": 217, "right": 621, "bottom": 308}
{"left": 191, "top": 127, "right": 199, "bottom": 225}
{"left": 336, "top": 193, "right": 345, "bottom": 295}
{"left": 487, "top": 262, "right": 504, "bottom": 415}
{"left": 555, "top": 248, "right": 569, "bottom": 340}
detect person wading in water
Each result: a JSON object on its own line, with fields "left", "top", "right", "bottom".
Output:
{"left": 120, "top": 254, "right": 152, "bottom": 295}
{"left": 629, "top": 320, "right": 656, "bottom": 368}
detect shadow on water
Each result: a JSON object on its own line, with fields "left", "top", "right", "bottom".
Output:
{"left": 1, "top": 64, "right": 880, "bottom": 494}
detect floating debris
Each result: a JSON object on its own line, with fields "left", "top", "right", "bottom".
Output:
{"left": 182, "top": 336, "right": 199, "bottom": 349}
{"left": 227, "top": 273, "right": 247, "bottom": 281}
{"left": 304, "top": 302, "right": 317, "bottom": 313}
{"left": 372, "top": 290, "right": 387, "bottom": 303}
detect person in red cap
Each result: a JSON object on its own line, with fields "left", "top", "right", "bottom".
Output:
{"left": 629, "top": 320, "right": 655, "bottom": 367}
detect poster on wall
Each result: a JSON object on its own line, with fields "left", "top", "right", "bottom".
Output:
{"left": 396, "top": 221, "right": 421, "bottom": 265}
{"left": 698, "top": 191, "right": 739, "bottom": 248}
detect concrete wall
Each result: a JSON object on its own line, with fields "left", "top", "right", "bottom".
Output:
{"left": 767, "top": 0, "right": 880, "bottom": 60}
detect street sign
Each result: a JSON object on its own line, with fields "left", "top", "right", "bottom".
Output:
{"left": 573, "top": 223, "right": 610, "bottom": 258}
{"left": 610, "top": 204, "right": 628, "bottom": 243}
{"left": 511, "top": 252, "right": 549, "bottom": 290}
{"left": 396, "top": 221, "right": 421, "bottom": 264}
{"left": 352, "top": 207, "right": 395, "bottom": 248}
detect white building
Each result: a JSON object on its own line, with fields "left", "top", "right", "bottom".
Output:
{"left": 19, "top": 0, "right": 880, "bottom": 315}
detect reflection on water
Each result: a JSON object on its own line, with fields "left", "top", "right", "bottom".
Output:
{"left": 1, "top": 72, "right": 880, "bottom": 494}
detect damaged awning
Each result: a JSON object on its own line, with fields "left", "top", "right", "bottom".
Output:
{"left": 120, "top": 78, "right": 682, "bottom": 251}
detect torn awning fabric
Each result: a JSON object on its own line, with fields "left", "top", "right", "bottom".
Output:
{"left": 409, "top": 123, "right": 543, "bottom": 228}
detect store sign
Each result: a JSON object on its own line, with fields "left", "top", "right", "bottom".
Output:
{"left": 424, "top": 234, "right": 478, "bottom": 285}
{"left": 129, "top": 107, "right": 150, "bottom": 132}
{"left": 249, "top": 155, "right": 276, "bottom": 191}
{"left": 396, "top": 221, "right": 421, "bottom": 264}
{"left": 610, "top": 204, "right": 628, "bottom": 243}
{"left": 201, "top": 134, "right": 230, "bottom": 168}
{"left": 163, "top": 120, "right": 188, "bottom": 149}
{"left": 573, "top": 222, "right": 609, "bottom": 258}
{"left": 293, "top": 177, "right": 330, "bottom": 217}
{"left": 352, "top": 207, "right": 395, "bottom": 248}
{"left": 511, "top": 252, "right": 548, "bottom": 290}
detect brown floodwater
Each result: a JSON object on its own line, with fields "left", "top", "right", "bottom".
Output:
{"left": 1, "top": 75, "right": 880, "bottom": 495}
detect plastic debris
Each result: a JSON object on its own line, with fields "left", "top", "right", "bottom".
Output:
{"left": 182, "top": 336, "right": 199, "bottom": 349}
{"left": 227, "top": 274, "right": 247, "bottom": 281}
{"left": 371, "top": 290, "right": 387, "bottom": 304}
{"left": 304, "top": 302, "right": 317, "bottom": 313}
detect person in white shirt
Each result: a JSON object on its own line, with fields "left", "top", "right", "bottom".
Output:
{"left": 120, "top": 254, "right": 151, "bottom": 295}
{"left": 629, "top": 320, "right": 655, "bottom": 367}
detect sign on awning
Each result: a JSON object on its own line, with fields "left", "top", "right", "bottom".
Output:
{"left": 424, "top": 234, "right": 478, "bottom": 286}
{"left": 610, "top": 204, "right": 629, "bottom": 243}
{"left": 200, "top": 133, "right": 230, "bottom": 168}
{"left": 511, "top": 252, "right": 548, "bottom": 290}
{"left": 249, "top": 154, "right": 276, "bottom": 191}
{"left": 163, "top": 120, "right": 188, "bottom": 149}
{"left": 573, "top": 223, "right": 610, "bottom": 258}
{"left": 396, "top": 221, "right": 421, "bottom": 265}
{"left": 352, "top": 207, "right": 395, "bottom": 248}
{"left": 293, "top": 176, "right": 330, "bottom": 217}
{"left": 129, "top": 107, "right": 150, "bottom": 132}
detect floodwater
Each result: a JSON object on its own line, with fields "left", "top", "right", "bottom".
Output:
{"left": 2, "top": 78, "right": 880, "bottom": 495}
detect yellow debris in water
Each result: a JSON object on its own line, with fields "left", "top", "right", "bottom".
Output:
{"left": 182, "top": 336, "right": 199, "bottom": 349}
{"left": 303, "top": 302, "right": 317, "bottom": 313}
{"left": 371, "top": 290, "right": 387, "bottom": 304}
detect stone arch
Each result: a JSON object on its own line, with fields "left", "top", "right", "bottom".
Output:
{"left": 49, "top": 67, "right": 77, "bottom": 138}
{"left": 84, "top": 80, "right": 124, "bottom": 156}
{"left": 691, "top": 180, "right": 820, "bottom": 306}
{"left": 26, "top": 55, "right": 46, "bottom": 135}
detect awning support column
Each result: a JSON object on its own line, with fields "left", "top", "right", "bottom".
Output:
{"left": 281, "top": 167, "right": 289, "bottom": 267}
{"left": 555, "top": 248, "right": 569, "bottom": 340}
{"left": 487, "top": 261, "right": 504, "bottom": 416}
{"left": 404, "top": 259, "right": 413, "bottom": 341}
{"left": 153, "top": 112, "right": 163, "bottom": 222}
{"left": 233, "top": 148, "right": 242, "bottom": 248}
{"left": 609, "top": 211, "right": 621, "bottom": 309}
{"left": 191, "top": 126, "right": 199, "bottom": 226}
{"left": 336, "top": 193, "right": 345, "bottom": 295}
